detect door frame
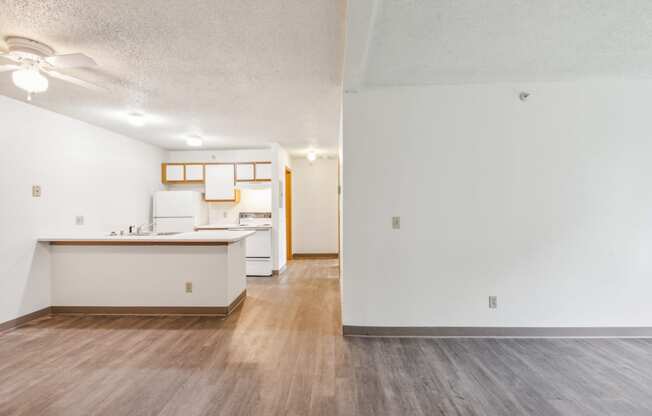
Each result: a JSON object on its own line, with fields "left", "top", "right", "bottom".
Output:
{"left": 285, "top": 166, "right": 292, "bottom": 261}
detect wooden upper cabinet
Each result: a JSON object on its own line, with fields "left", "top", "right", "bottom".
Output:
{"left": 254, "top": 162, "right": 272, "bottom": 181}
{"left": 235, "top": 163, "right": 255, "bottom": 181}
{"left": 163, "top": 164, "right": 185, "bottom": 183}
{"left": 162, "top": 161, "right": 271, "bottom": 185}
{"left": 204, "top": 164, "right": 238, "bottom": 201}
{"left": 185, "top": 164, "right": 204, "bottom": 182}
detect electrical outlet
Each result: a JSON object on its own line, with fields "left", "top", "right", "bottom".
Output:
{"left": 489, "top": 296, "right": 497, "bottom": 309}
{"left": 223, "top": 211, "right": 228, "bottom": 218}
{"left": 185, "top": 282, "right": 193, "bottom": 293}
{"left": 32, "top": 185, "right": 41, "bottom": 197}
{"left": 392, "top": 216, "right": 401, "bottom": 229}
{"left": 75, "top": 216, "right": 84, "bottom": 226}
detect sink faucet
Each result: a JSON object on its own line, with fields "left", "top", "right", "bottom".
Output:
{"left": 135, "top": 222, "right": 155, "bottom": 235}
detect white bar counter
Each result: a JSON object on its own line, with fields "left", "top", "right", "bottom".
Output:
{"left": 38, "top": 231, "right": 254, "bottom": 316}
{"left": 38, "top": 230, "right": 254, "bottom": 244}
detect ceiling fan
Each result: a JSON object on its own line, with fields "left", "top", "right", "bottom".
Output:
{"left": 0, "top": 36, "right": 104, "bottom": 101}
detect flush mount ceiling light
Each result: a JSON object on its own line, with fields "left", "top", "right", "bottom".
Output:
{"left": 307, "top": 150, "right": 317, "bottom": 162}
{"left": 186, "top": 135, "right": 203, "bottom": 147}
{"left": 127, "top": 112, "right": 146, "bottom": 127}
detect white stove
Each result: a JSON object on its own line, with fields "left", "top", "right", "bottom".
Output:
{"left": 231, "top": 212, "right": 272, "bottom": 276}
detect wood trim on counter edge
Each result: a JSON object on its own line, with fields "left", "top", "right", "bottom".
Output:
{"left": 0, "top": 307, "right": 52, "bottom": 333}
{"left": 292, "top": 253, "right": 339, "bottom": 260}
{"left": 48, "top": 241, "right": 229, "bottom": 246}
{"left": 342, "top": 326, "right": 652, "bottom": 338}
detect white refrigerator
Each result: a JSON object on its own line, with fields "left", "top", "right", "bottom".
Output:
{"left": 153, "top": 191, "right": 207, "bottom": 233}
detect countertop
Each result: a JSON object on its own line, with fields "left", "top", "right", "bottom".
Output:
{"left": 38, "top": 230, "right": 256, "bottom": 244}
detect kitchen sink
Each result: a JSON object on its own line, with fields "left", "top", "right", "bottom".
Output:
{"left": 108, "top": 231, "right": 182, "bottom": 237}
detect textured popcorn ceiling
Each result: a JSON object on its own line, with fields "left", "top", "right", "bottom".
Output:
{"left": 346, "top": 0, "right": 652, "bottom": 88}
{"left": 0, "top": 0, "right": 345, "bottom": 153}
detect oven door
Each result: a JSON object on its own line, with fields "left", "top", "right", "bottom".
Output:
{"left": 244, "top": 229, "right": 272, "bottom": 258}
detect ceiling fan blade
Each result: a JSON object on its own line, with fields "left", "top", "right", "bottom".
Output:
{"left": 0, "top": 64, "right": 19, "bottom": 73}
{"left": 45, "top": 53, "right": 97, "bottom": 69}
{"left": 43, "top": 69, "right": 106, "bottom": 92}
{"left": 0, "top": 52, "right": 20, "bottom": 64}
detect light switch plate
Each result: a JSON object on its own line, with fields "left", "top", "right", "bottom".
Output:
{"left": 32, "top": 185, "right": 41, "bottom": 197}
{"left": 392, "top": 216, "right": 400, "bottom": 229}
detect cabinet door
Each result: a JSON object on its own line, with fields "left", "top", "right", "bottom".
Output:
{"left": 254, "top": 162, "right": 272, "bottom": 181}
{"left": 205, "top": 164, "right": 236, "bottom": 201}
{"left": 164, "top": 164, "right": 184, "bottom": 182}
{"left": 185, "top": 164, "right": 204, "bottom": 182}
{"left": 236, "top": 163, "right": 255, "bottom": 181}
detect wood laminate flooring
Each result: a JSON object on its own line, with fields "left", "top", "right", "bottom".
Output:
{"left": 2, "top": 259, "right": 652, "bottom": 415}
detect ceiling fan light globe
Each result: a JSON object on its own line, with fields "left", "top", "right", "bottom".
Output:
{"left": 12, "top": 67, "right": 48, "bottom": 93}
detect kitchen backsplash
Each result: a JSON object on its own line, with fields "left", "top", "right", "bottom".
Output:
{"left": 207, "top": 187, "right": 272, "bottom": 224}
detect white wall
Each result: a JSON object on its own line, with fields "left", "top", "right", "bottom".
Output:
{"left": 273, "top": 145, "right": 291, "bottom": 270}
{"left": 343, "top": 79, "right": 652, "bottom": 328}
{"left": 291, "top": 157, "right": 339, "bottom": 254}
{"left": 0, "top": 95, "right": 164, "bottom": 325}
{"left": 167, "top": 149, "right": 273, "bottom": 164}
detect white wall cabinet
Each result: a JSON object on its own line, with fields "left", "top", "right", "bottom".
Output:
{"left": 205, "top": 164, "right": 238, "bottom": 201}
{"left": 236, "top": 163, "right": 255, "bottom": 181}
{"left": 164, "top": 164, "right": 184, "bottom": 182}
{"left": 162, "top": 161, "right": 271, "bottom": 185}
{"left": 185, "top": 164, "right": 204, "bottom": 181}
{"left": 254, "top": 162, "right": 272, "bottom": 181}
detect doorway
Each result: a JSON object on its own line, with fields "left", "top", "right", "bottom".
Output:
{"left": 285, "top": 166, "right": 292, "bottom": 261}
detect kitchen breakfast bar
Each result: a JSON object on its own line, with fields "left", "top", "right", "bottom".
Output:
{"left": 37, "top": 231, "right": 254, "bottom": 316}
